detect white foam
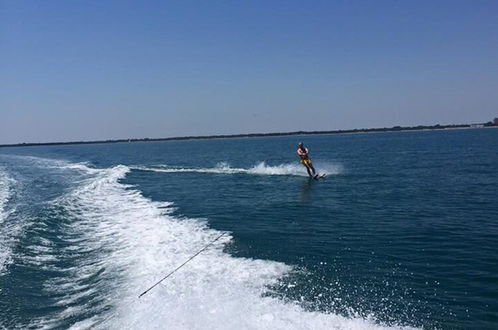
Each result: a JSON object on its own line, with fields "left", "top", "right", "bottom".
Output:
{"left": 1, "top": 154, "right": 98, "bottom": 175}
{"left": 0, "top": 168, "right": 16, "bottom": 274}
{"left": 0, "top": 168, "right": 11, "bottom": 221}
{"left": 132, "top": 161, "right": 342, "bottom": 177}
{"left": 0, "top": 156, "right": 101, "bottom": 277}
{"left": 33, "top": 163, "right": 413, "bottom": 330}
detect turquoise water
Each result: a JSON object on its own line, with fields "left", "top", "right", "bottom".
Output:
{"left": 0, "top": 129, "right": 497, "bottom": 329}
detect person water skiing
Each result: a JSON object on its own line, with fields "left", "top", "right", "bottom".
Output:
{"left": 297, "top": 142, "right": 317, "bottom": 178}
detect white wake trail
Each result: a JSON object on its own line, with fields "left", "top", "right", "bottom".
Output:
{"left": 0, "top": 168, "right": 11, "bottom": 221}
{"left": 132, "top": 161, "right": 342, "bottom": 177}
{"left": 0, "top": 167, "right": 16, "bottom": 274}
{"left": 34, "top": 162, "right": 412, "bottom": 330}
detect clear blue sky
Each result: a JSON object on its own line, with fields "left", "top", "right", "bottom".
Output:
{"left": 1, "top": 0, "right": 497, "bottom": 144}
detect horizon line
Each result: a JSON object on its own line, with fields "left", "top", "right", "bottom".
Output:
{"left": 1, "top": 121, "right": 497, "bottom": 148}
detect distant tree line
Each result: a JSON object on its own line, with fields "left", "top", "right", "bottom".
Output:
{"left": 1, "top": 120, "right": 497, "bottom": 148}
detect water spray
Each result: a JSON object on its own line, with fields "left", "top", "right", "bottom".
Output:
{"left": 139, "top": 232, "right": 227, "bottom": 298}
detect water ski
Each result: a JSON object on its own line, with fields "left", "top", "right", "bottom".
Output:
{"left": 313, "top": 174, "right": 326, "bottom": 180}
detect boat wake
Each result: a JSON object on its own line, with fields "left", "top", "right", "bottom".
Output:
{"left": 1, "top": 156, "right": 411, "bottom": 330}
{"left": 131, "top": 161, "right": 343, "bottom": 177}
{"left": 43, "top": 163, "right": 409, "bottom": 329}
{"left": 0, "top": 168, "right": 16, "bottom": 274}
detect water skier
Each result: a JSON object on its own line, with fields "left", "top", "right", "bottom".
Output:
{"left": 297, "top": 142, "right": 317, "bottom": 178}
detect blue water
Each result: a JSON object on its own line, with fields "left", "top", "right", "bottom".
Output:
{"left": 0, "top": 129, "right": 497, "bottom": 329}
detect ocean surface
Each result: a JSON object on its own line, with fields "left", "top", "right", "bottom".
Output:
{"left": 0, "top": 129, "right": 497, "bottom": 330}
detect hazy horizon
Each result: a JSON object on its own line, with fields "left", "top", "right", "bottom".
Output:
{"left": 2, "top": 1, "right": 498, "bottom": 144}
{"left": 1, "top": 120, "right": 496, "bottom": 146}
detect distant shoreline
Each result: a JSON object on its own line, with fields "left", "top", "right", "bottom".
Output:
{"left": 1, "top": 123, "right": 496, "bottom": 148}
